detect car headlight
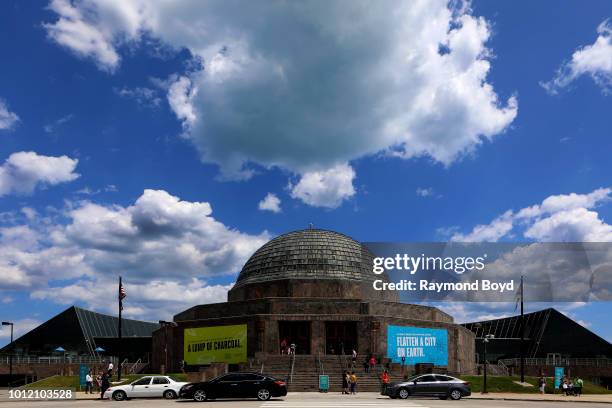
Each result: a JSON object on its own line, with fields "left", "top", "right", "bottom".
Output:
{"left": 181, "top": 384, "right": 194, "bottom": 391}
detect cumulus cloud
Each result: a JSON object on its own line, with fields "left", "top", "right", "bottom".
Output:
{"left": 0, "top": 151, "right": 79, "bottom": 197}
{"left": 0, "top": 99, "right": 19, "bottom": 130}
{"left": 0, "top": 190, "right": 270, "bottom": 319}
{"left": 31, "top": 278, "right": 231, "bottom": 321}
{"left": 45, "top": 0, "right": 517, "bottom": 200}
{"left": 452, "top": 187, "right": 612, "bottom": 242}
{"left": 289, "top": 163, "right": 355, "bottom": 209}
{"left": 542, "top": 19, "right": 612, "bottom": 94}
{"left": 258, "top": 193, "right": 281, "bottom": 213}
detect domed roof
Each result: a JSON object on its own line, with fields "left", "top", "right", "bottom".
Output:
{"left": 233, "top": 229, "right": 376, "bottom": 289}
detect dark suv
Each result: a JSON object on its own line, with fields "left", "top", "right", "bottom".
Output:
{"left": 179, "top": 372, "right": 287, "bottom": 402}
{"left": 386, "top": 374, "right": 471, "bottom": 400}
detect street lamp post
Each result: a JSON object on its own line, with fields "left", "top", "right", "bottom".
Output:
{"left": 482, "top": 334, "right": 495, "bottom": 394}
{"left": 2, "top": 322, "right": 14, "bottom": 378}
{"left": 159, "top": 321, "right": 178, "bottom": 374}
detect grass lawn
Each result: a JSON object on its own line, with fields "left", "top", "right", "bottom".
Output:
{"left": 23, "top": 373, "right": 188, "bottom": 390}
{"left": 460, "top": 375, "right": 612, "bottom": 394}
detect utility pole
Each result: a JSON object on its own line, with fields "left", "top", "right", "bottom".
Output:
{"left": 520, "top": 275, "right": 525, "bottom": 383}
{"left": 482, "top": 334, "right": 494, "bottom": 394}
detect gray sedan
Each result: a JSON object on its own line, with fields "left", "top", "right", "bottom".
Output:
{"left": 386, "top": 374, "right": 471, "bottom": 400}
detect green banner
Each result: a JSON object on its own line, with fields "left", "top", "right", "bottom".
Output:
{"left": 184, "top": 324, "right": 247, "bottom": 365}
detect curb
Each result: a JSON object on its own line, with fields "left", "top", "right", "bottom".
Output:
{"left": 470, "top": 397, "right": 612, "bottom": 404}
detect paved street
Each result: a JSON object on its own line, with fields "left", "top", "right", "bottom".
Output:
{"left": 0, "top": 391, "right": 609, "bottom": 407}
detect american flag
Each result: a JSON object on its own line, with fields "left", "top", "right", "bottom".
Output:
{"left": 119, "top": 280, "right": 126, "bottom": 310}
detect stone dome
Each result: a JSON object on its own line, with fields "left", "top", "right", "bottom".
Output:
{"left": 228, "top": 229, "right": 397, "bottom": 302}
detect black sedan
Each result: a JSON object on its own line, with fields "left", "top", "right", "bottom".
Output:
{"left": 179, "top": 372, "right": 287, "bottom": 402}
{"left": 386, "top": 374, "right": 471, "bottom": 400}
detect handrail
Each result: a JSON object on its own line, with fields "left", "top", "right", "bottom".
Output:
{"left": 260, "top": 362, "right": 264, "bottom": 374}
{"left": 128, "top": 358, "right": 142, "bottom": 374}
{"left": 289, "top": 354, "right": 296, "bottom": 384}
{"left": 499, "top": 357, "right": 612, "bottom": 367}
{"left": 317, "top": 353, "right": 324, "bottom": 375}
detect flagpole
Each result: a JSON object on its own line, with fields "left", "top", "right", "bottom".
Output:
{"left": 520, "top": 275, "right": 525, "bottom": 383}
{"left": 118, "top": 276, "right": 123, "bottom": 381}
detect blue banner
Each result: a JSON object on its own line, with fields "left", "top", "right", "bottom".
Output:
{"left": 554, "top": 367, "right": 564, "bottom": 389}
{"left": 79, "top": 364, "right": 89, "bottom": 386}
{"left": 387, "top": 325, "right": 448, "bottom": 366}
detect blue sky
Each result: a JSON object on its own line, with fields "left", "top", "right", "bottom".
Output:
{"left": 0, "top": 0, "right": 611, "bottom": 346}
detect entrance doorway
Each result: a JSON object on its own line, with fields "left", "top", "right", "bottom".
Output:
{"left": 325, "top": 322, "right": 357, "bottom": 355}
{"left": 278, "top": 321, "right": 311, "bottom": 354}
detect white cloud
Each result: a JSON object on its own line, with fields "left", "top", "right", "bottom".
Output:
{"left": 0, "top": 151, "right": 79, "bottom": 197}
{"left": 44, "top": 114, "right": 74, "bottom": 134}
{"left": 0, "top": 189, "right": 269, "bottom": 294}
{"left": 258, "top": 193, "right": 281, "bottom": 213}
{"left": 542, "top": 19, "right": 612, "bottom": 94}
{"left": 289, "top": 163, "right": 355, "bottom": 208}
{"left": 416, "top": 187, "right": 434, "bottom": 197}
{"left": 451, "top": 188, "right": 612, "bottom": 242}
{"left": 0, "top": 318, "right": 43, "bottom": 342}
{"left": 0, "top": 99, "right": 19, "bottom": 130}
{"left": 115, "top": 86, "right": 161, "bottom": 108}
{"left": 44, "top": 0, "right": 517, "bottom": 194}
{"left": 31, "top": 278, "right": 231, "bottom": 321}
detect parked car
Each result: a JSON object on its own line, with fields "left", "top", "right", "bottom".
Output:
{"left": 386, "top": 374, "right": 471, "bottom": 400}
{"left": 179, "top": 372, "right": 287, "bottom": 401}
{"left": 104, "top": 375, "right": 188, "bottom": 401}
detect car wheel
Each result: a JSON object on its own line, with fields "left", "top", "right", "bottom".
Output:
{"left": 449, "top": 389, "right": 462, "bottom": 400}
{"left": 398, "top": 388, "right": 410, "bottom": 399}
{"left": 193, "top": 389, "right": 207, "bottom": 402}
{"left": 257, "top": 388, "right": 271, "bottom": 401}
{"left": 163, "top": 390, "right": 177, "bottom": 399}
{"left": 112, "top": 390, "right": 127, "bottom": 401}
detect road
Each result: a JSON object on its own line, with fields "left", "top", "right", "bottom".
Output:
{"left": 0, "top": 391, "right": 606, "bottom": 408}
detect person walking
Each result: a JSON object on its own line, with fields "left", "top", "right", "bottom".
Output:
{"left": 363, "top": 358, "right": 369, "bottom": 373}
{"left": 538, "top": 376, "right": 546, "bottom": 395}
{"left": 99, "top": 372, "right": 110, "bottom": 400}
{"left": 107, "top": 361, "right": 114, "bottom": 378}
{"left": 280, "top": 338, "right": 288, "bottom": 355}
{"left": 85, "top": 370, "right": 94, "bottom": 394}
{"left": 341, "top": 371, "right": 348, "bottom": 394}
{"left": 351, "top": 349, "right": 357, "bottom": 369}
{"left": 381, "top": 370, "right": 390, "bottom": 395}
{"left": 575, "top": 377, "right": 583, "bottom": 396}
{"left": 344, "top": 371, "right": 351, "bottom": 395}
{"left": 349, "top": 371, "right": 357, "bottom": 395}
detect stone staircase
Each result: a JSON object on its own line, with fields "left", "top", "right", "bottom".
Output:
{"left": 262, "top": 355, "right": 406, "bottom": 392}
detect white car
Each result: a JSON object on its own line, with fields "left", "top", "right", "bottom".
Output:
{"left": 104, "top": 375, "right": 188, "bottom": 401}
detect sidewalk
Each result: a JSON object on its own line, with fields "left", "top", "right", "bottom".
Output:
{"left": 470, "top": 392, "right": 612, "bottom": 404}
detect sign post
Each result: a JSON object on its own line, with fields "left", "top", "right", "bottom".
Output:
{"left": 79, "top": 364, "right": 89, "bottom": 391}
{"left": 554, "top": 367, "right": 564, "bottom": 394}
{"left": 319, "top": 375, "right": 329, "bottom": 393}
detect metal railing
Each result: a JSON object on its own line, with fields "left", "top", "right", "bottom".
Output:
{"left": 0, "top": 355, "right": 116, "bottom": 365}
{"left": 289, "top": 354, "right": 296, "bottom": 384}
{"left": 317, "top": 353, "right": 324, "bottom": 375}
{"left": 499, "top": 357, "right": 612, "bottom": 367}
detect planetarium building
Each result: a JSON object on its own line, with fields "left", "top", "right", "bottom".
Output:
{"left": 152, "top": 229, "right": 476, "bottom": 382}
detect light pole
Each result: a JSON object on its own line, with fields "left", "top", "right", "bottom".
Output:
{"left": 2, "top": 322, "right": 14, "bottom": 378}
{"left": 482, "top": 334, "right": 495, "bottom": 394}
{"left": 159, "top": 321, "right": 178, "bottom": 374}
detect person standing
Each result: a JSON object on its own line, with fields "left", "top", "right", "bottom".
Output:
{"left": 381, "top": 370, "right": 390, "bottom": 395}
{"left": 99, "top": 372, "right": 110, "bottom": 399}
{"left": 575, "top": 377, "right": 583, "bottom": 396}
{"left": 85, "top": 370, "right": 93, "bottom": 394}
{"left": 107, "top": 361, "right": 114, "bottom": 378}
{"left": 538, "top": 376, "right": 546, "bottom": 395}
{"left": 341, "top": 371, "right": 348, "bottom": 394}
{"left": 349, "top": 371, "right": 357, "bottom": 395}
{"left": 280, "top": 338, "right": 288, "bottom": 355}
{"left": 351, "top": 349, "right": 357, "bottom": 369}
{"left": 369, "top": 355, "right": 377, "bottom": 373}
